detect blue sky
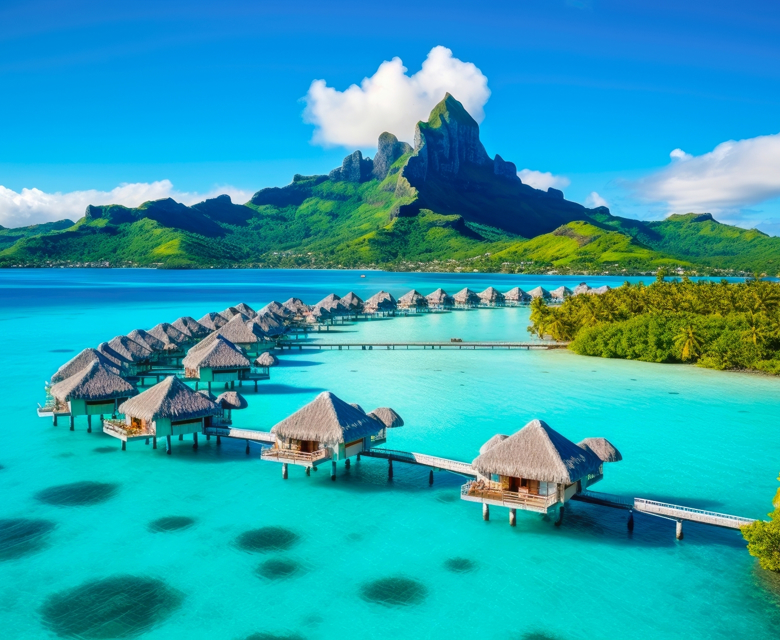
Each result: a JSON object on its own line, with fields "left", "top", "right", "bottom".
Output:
{"left": 1, "top": 0, "right": 779, "bottom": 231}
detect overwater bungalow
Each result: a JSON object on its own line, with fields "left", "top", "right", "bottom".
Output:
{"left": 590, "top": 285, "right": 611, "bottom": 295}
{"left": 198, "top": 311, "right": 229, "bottom": 331}
{"left": 307, "top": 305, "right": 333, "bottom": 327}
{"left": 219, "top": 306, "right": 243, "bottom": 321}
{"left": 453, "top": 288, "right": 479, "bottom": 308}
{"left": 366, "top": 406, "right": 404, "bottom": 446}
{"left": 478, "top": 287, "right": 505, "bottom": 307}
{"left": 527, "top": 286, "right": 551, "bottom": 300}
{"left": 262, "top": 391, "right": 386, "bottom": 479}
{"left": 426, "top": 288, "right": 454, "bottom": 310}
{"left": 315, "top": 293, "right": 342, "bottom": 313}
{"left": 107, "top": 335, "right": 154, "bottom": 369}
{"left": 259, "top": 301, "right": 294, "bottom": 320}
{"left": 182, "top": 334, "right": 251, "bottom": 391}
{"left": 397, "top": 290, "right": 427, "bottom": 312}
{"left": 364, "top": 291, "right": 397, "bottom": 315}
{"left": 149, "top": 322, "right": 190, "bottom": 348}
{"left": 253, "top": 352, "right": 278, "bottom": 379}
{"left": 550, "top": 286, "right": 573, "bottom": 302}
{"left": 251, "top": 313, "right": 287, "bottom": 339}
{"left": 108, "top": 376, "right": 221, "bottom": 452}
{"left": 462, "top": 419, "right": 621, "bottom": 526}
{"left": 51, "top": 348, "right": 122, "bottom": 383}
{"left": 49, "top": 361, "right": 137, "bottom": 431}
{"left": 233, "top": 303, "right": 257, "bottom": 318}
{"left": 215, "top": 391, "right": 248, "bottom": 425}
{"left": 215, "top": 315, "right": 267, "bottom": 353}
{"left": 98, "top": 341, "right": 140, "bottom": 376}
{"left": 503, "top": 287, "right": 531, "bottom": 305}
{"left": 126, "top": 329, "right": 166, "bottom": 358}
{"left": 572, "top": 283, "right": 591, "bottom": 296}
{"left": 340, "top": 292, "right": 364, "bottom": 316}
{"left": 282, "top": 298, "right": 311, "bottom": 319}
{"left": 172, "top": 316, "right": 210, "bottom": 340}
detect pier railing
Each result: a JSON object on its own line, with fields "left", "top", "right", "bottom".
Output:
{"left": 633, "top": 498, "right": 756, "bottom": 529}
{"left": 364, "top": 448, "right": 476, "bottom": 476}
{"left": 102, "top": 418, "right": 154, "bottom": 438}
{"left": 261, "top": 448, "right": 331, "bottom": 464}
{"left": 461, "top": 481, "right": 559, "bottom": 510}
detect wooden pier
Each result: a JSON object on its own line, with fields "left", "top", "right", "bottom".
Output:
{"left": 361, "top": 447, "right": 477, "bottom": 476}
{"left": 276, "top": 341, "right": 568, "bottom": 351}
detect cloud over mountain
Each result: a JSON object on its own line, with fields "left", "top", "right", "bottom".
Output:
{"left": 0, "top": 181, "right": 253, "bottom": 228}
{"left": 517, "top": 169, "right": 570, "bottom": 192}
{"left": 303, "top": 46, "right": 490, "bottom": 148}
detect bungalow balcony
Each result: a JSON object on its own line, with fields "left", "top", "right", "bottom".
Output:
{"left": 261, "top": 446, "right": 331, "bottom": 467}
{"left": 102, "top": 417, "right": 155, "bottom": 442}
{"left": 460, "top": 480, "right": 560, "bottom": 514}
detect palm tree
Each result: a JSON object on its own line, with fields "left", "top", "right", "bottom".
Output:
{"left": 674, "top": 325, "right": 703, "bottom": 361}
{"left": 743, "top": 312, "right": 767, "bottom": 346}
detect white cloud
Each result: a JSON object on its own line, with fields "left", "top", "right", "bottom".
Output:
{"left": 303, "top": 45, "right": 491, "bottom": 148}
{"left": 635, "top": 132, "right": 780, "bottom": 214}
{"left": 0, "top": 181, "right": 254, "bottom": 229}
{"left": 517, "top": 169, "right": 571, "bottom": 192}
{"left": 585, "top": 191, "right": 609, "bottom": 208}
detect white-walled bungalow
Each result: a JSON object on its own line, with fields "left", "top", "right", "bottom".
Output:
{"left": 462, "top": 419, "right": 620, "bottom": 526}
{"left": 364, "top": 291, "right": 397, "bottom": 315}
{"left": 527, "top": 286, "right": 552, "bottom": 300}
{"left": 108, "top": 376, "right": 221, "bottom": 452}
{"left": 182, "top": 335, "right": 251, "bottom": 391}
{"left": 172, "top": 316, "right": 210, "bottom": 340}
{"left": 550, "top": 286, "right": 573, "bottom": 302}
{"left": 453, "top": 288, "right": 479, "bottom": 308}
{"left": 426, "top": 288, "right": 454, "bottom": 310}
{"left": 397, "top": 290, "right": 427, "bottom": 312}
{"left": 503, "top": 287, "right": 531, "bottom": 305}
{"left": 49, "top": 361, "right": 137, "bottom": 431}
{"left": 478, "top": 287, "right": 505, "bottom": 307}
{"left": 263, "top": 392, "right": 386, "bottom": 479}
{"left": 198, "top": 312, "right": 229, "bottom": 331}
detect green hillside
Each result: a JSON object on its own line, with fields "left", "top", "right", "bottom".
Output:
{"left": 0, "top": 94, "right": 777, "bottom": 274}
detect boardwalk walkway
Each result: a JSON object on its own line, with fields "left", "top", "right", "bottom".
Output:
{"left": 203, "top": 425, "right": 276, "bottom": 444}
{"left": 276, "top": 341, "right": 567, "bottom": 351}
{"left": 361, "top": 447, "right": 476, "bottom": 476}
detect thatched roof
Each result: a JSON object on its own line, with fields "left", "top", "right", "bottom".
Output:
{"left": 50, "top": 361, "right": 137, "bottom": 403}
{"left": 550, "top": 286, "right": 573, "bottom": 300}
{"left": 271, "top": 392, "right": 383, "bottom": 445}
{"left": 216, "top": 391, "right": 248, "bottom": 410}
{"left": 251, "top": 314, "right": 286, "bottom": 337}
{"left": 315, "top": 294, "right": 342, "bottom": 313}
{"left": 172, "top": 316, "right": 210, "bottom": 339}
{"left": 198, "top": 312, "right": 229, "bottom": 330}
{"left": 453, "top": 288, "right": 479, "bottom": 304}
{"left": 186, "top": 331, "right": 221, "bottom": 355}
{"left": 282, "top": 298, "right": 310, "bottom": 315}
{"left": 216, "top": 315, "right": 265, "bottom": 344}
{"left": 504, "top": 287, "right": 531, "bottom": 301}
{"left": 398, "top": 290, "right": 427, "bottom": 307}
{"left": 364, "top": 291, "right": 397, "bottom": 311}
{"left": 472, "top": 419, "right": 602, "bottom": 483}
{"left": 233, "top": 303, "right": 257, "bottom": 318}
{"left": 426, "top": 288, "right": 453, "bottom": 306}
{"left": 478, "top": 287, "right": 505, "bottom": 303}
{"left": 148, "top": 323, "right": 188, "bottom": 347}
{"left": 590, "top": 285, "right": 611, "bottom": 295}
{"left": 479, "top": 433, "right": 509, "bottom": 455}
{"left": 182, "top": 335, "right": 250, "bottom": 370}
{"left": 341, "top": 292, "right": 364, "bottom": 311}
{"left": 527, "top": 286, "right": 551, "bottom": 299}
{"left": 309, "top": 305, "right": 332, "bottom": 321}
{"left": 254, "top": 352, "right": 279, "bottom": 367}
{"left": 127, "top": 329, "right": 166, "bottom": 353}
{"left": 198, "top": 389, "right": 217, "bottom": 401}
{"left": 572, "top": 283, "right": 591, "bottom": 296}
{"left": 107, "top": 336, "right": 153, "bottom": 363}
{"left": 98, "top": 342, "right": 134, "bottom": 366}
{"left": 578, "top": 437, "right": 622, "bottom": 463}
{"left": 259, "top": 301, "right": 293, "bottom": 318}
{"left": 52, "top": 348, "right": 122, "bottom": 383}
{"left": 367, "top": 407, "right": 404, "bottom": 428}
{"left": 219, "top": 306, "right": 242, "bottom": 320}
{"left": 350, "top": 403, "right": 365, "bottom": 413}
{"left": 119, "top": 376, "right": 221, "bottom": 422}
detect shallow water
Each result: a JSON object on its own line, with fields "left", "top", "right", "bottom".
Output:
{"left": 1, "top": 269, "right": 779, "bottom": 639}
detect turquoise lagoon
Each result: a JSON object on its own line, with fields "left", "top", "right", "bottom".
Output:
{"left": 1, "top": 269, "right": 779, "bottom": 640}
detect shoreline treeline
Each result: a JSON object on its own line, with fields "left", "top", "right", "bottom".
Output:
{"left": 529, "top": 275, "right": 780, "bottom": 374}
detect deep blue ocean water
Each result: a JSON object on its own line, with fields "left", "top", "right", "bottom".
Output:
{"left": 1, "top": 269, "right": 779, "bottom": 640}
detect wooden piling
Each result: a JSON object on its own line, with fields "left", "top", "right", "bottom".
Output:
{"left": 483, "top": 503, "right": 489, "bottom": 521}
{"left": 245, "top": 440, "right": 250, "bottom": 454}
{"left": 306, "top": 467, "right": 310, "bottom": 476}
{"left": 627, "top": 510, "right": 634, "bottom": 532}
{"left": 179, "top": 434, "right": 183, "bottom": 441}
{"left": 331, "top": 460, "right": 337, "bottom": 481}
{"left": 153, "top": 437, "right": 157, "bottom": 449}
{"left": 193, "top": 433, "right": 198, "bottom": 449}
{"left": 53, "top": 414, "right": 58, "bottom": 427}
{"left": 509, "top": 508, "right": 516, "bottom": 526}
{"left": 87, "top": 415, "right": 92, "bottom": 433}
{"left": 388, "top": 458, "right": 393, "bottom": 480}
{"left": 345, "top": 458, "right": 351, "bottom": 468}
{"left": 555, "top": 506, "right": 565, "bottom": 527}
{"left": 121, "top": 440, "right": 126, "bottom": 451}
{"left": 206, "top": 434, "right": 210, "bottom": 441}
{"left": 216, "top": 435, "right": 221, "bottom": 446}
{"left": 166, "top": 435, "right": 172, "bottom": 455}
{"left": 282, "top": 463, "right": 288, "bottom": 480}
{"left": 676, "top": 520, "right": 684, "bottom": 540}
{"left": 69, "top": 415, "right": 74, "bottom": 431}
{"left": 428, "top": 470, "right": 434, "bottom": 486}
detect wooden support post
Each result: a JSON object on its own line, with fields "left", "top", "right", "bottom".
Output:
{"left": 345, "top": 458, "right": 351, "bottom": 468}
{"left": 239, "top": 380, "right": 242, "bottom": 388}
{"left": 282, "top": 463, "right": 288, "bottom": 480}
{"left": 357, "top": 452, "right": 361, "bottom": 461}
{"left": 306, "top": 466, "right": 310, "bottom": 476}
{"left": 207, "top": 381, "right": 211, "bottom": 393}
{"left": 166, "top": 435, "right": 171, "bottom": 455}
{"left": 87, "top": 415, "right": 92, "bottom": 433}
{"left": 331, "top": 460, "right": 337, "bottom": 481}
{"left": 153, "top": 437, "right": 157, "bottom": 449}
{"left": 254, "top": 381, "right": 258, "bottom": 392}
{"left": 69, "top": 415, "right": 74, "bottom": 431}
{"left": 676, "top": 520, "right": 684, "bottom": 540}
{"left": 509, "top": 508, "right": 517, "bottom": 527}
{"left": 483, "top": 503, "right": 489, "bottom": 521}
{"left": 179, "top": 434, "right": 183, "bottom": 441}
{"left": 193, "top": 433, "right": 198, "bottom": 449}
{"left": 245, "top": 440, "right": 250, "bottom": 454}
{"left": 206, "top": 434, "right": 210, "bottom": 441}
{"left": 627, "top": 510, "right": 634, "bottom": 532}
{"left": 195, "top": 381, "right": 199, "bottom": 391}
{"left": 555, "top": 506, "right": 565, "bottom": 527}
{"left": 428, "top": 470, "right": 434, "bottom": 486}
{"left": 216, "top": 435, "right": 221, "bottom": 446}
{"left": 121, "top": 440, "right": 126, "bottom": 451}
{"left": 145, "top": 438, "right": 149, "bottom": 445}
{"left": 53, "top": 414, "right": 58, "bottom": 427}
{"left": 388, "top": 458, "right": 393, "bottom": 480}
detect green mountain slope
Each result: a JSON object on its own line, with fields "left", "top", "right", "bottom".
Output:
{"left": 0, "top": 94, "right": 776, "bottom": 274}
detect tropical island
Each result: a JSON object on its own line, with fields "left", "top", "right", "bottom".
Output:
{"left": 2, "top": 95, "right": 780, "bottom": 276}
